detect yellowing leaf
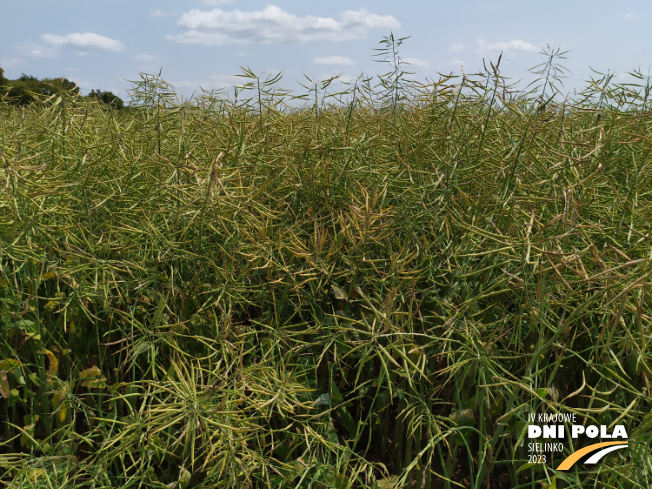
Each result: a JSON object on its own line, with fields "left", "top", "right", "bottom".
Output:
{"left": 24, "top": 414, "right": 38, "bottom": 425}
{"left": 81, "top": 378, "right": 107, "bottom": 389}
{"left": 80, "top": 366, "right": 106, "bottom": 388}
{"left": 58, "top": 406, "right": 67, "bottom": 423}
{"left": 37, "top": 349, "right": 58, "bottom": 377}
{"left": 52, "top": 391, "right": 68, "bottom": 423}
{"left": 80, "top": 366, "right": 101, "bottom": 379}
{"left": 0, "top": 359, "right": 22, "bottom": 372}
{"left": 0, "top": 370, "right": 9, "bottom": 399}
{"left": 20, "top": 415, "right": 39, "bottom": 448}
{"left": 41, "top": 271, "right": 56, "bottom": 280}
{"left": 30, "top": 468, "right": 45, "bottom": 482}
{"left": 52, "top": 391, "right": 62, "bottom": 409}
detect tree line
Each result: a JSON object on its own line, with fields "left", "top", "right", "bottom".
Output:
{"left": 0, "top": 66, "right": 125, "bottom": 109}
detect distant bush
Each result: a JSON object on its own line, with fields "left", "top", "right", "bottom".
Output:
{"left": 0, "top": 73, "right": 80, "bottom": 106}
{"left": 0, "top": 71, "right": 123, "bottom": 108}
{"left": 88, "top": 89, "right": 125, "bottom": 110}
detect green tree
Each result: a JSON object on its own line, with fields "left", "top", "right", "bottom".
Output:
{"left": 5, "top": 74, "right": 42, "bottom": 105}
{"left": 41, "top": 77, "right": 80, "bottom": 97}
{"left": 1, "top": 74, "right": 81, "bottom": 106}
{"left": 88, "top": 89, "right": 124, "bottom": 110}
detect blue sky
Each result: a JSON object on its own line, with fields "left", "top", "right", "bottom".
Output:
{"left": 2, "top": 1, "right": 652, "bottom": 101}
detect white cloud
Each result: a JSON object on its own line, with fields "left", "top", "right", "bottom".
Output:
{"left": 42, "top": 32, "right": 124, "bottom": 52}
{"left": 401, "top": 57, "right": 429, "bottom": 68}
{"left": 17, "top": 43, "right": 58, "bottom": 58}
{"left": 168, "top": 5, "right": 400, "bottom": 45}
{"left": 448, "top": 39, "right": 539, "bottom": 57}
{"left": 475, "top": 38, "right": 539, "bottom": 55}
{"left": 313, "top": 56, "right": 355, "bottom": 66}
{"left": 624, "top": 13, "right": 636, "bottom": 20}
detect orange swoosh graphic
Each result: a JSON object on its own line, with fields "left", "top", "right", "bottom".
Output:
{"left": 556, "top": 441, "right": 628, "bottom": 471}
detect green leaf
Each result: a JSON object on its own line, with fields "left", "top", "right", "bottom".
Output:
{"left": 178, "top": 466, "right": 191, "bottom": 489}
{"left": 323, "top": 467, "right": 348, "bottom": 489}
{"left": 336, "top": 406, "right": 358, "bottom": 440}
{"left": 331, "top": 284, "right": 348, "bottom": 301}
{"left": 11, "top": 320, "right": 36, "bottom": 332}
{"left": 516, "top": 462, "right": 537, "bottom": 474}
{"left": 330, "top": 382, "right": 344, "bottom": 403}
{"left": 375, "top": 475, "right": 400, "bottom": 489}
{"left": 14, "top": 371, "right": 26, "bottom": 385}
{"left": 312, "top": 393, "right": 331, "bottom": 407}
